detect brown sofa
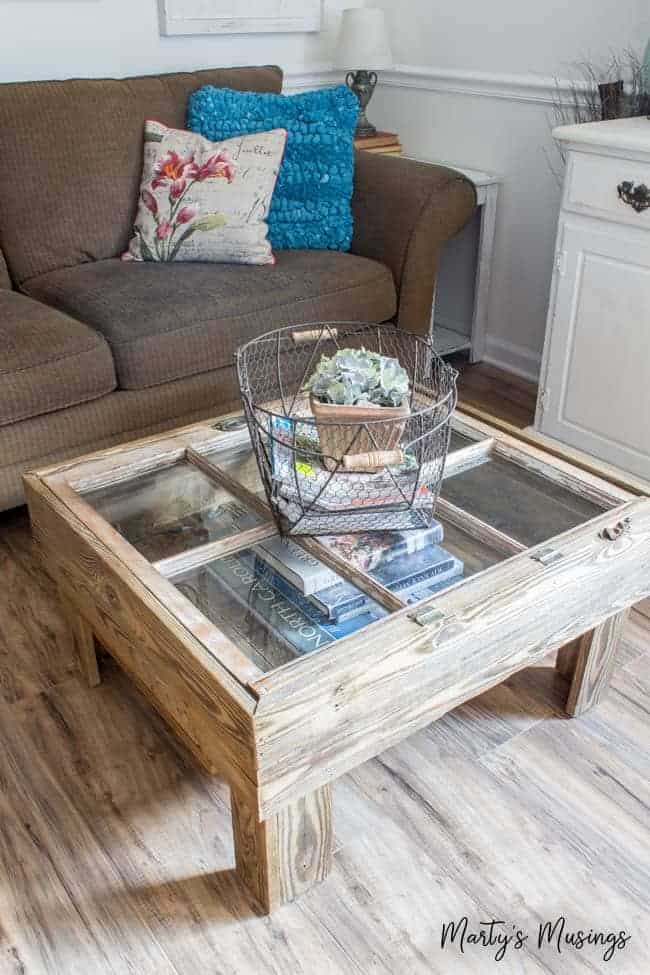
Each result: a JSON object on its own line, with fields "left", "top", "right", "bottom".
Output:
{"left": 0, "top": 65, "right": 476, "bottom": 510}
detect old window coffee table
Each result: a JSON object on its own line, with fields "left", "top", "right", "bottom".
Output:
{"left": 25, "top": 410, "right": 650, "bottom": 913}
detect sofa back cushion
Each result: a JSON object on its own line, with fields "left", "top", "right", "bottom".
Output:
{"left": 0, "top": 66, "right": 282, "bottom": 286}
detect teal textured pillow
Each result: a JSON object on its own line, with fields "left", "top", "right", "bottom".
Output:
{"left": 187, "top": 85, "right": 358, "bottom": 251}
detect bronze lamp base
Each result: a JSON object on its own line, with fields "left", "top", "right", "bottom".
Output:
{"left": 345, "top": 69, "right": 379, "bottom": 138}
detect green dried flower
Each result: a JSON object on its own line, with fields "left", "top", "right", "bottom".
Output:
{"left": 304, "top": 348, "right": 410, "bottom": 407}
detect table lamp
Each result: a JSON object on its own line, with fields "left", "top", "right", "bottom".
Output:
{"left": 336, "top": 7, "right": 393, "bottom": 138}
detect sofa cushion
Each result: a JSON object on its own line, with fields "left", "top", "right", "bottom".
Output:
{"left": 0, "top": 66, "right": 283, "bottom": 286}
{"left": 187, "top": 85, "right": 358, "bottom": 251}
{"left": 125, "top": 122, "right": 286, "bottom": 265}
{"left": 24, "top": 250, "right": 397, "bottom": 390}
{"left": 0, "top": 291, "right": 116, "bottom": 426}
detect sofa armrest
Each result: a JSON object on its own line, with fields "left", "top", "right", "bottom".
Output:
{"left": 0, "top": 248, "right": 12, "bottom": 289}
{"left": 351, "top": 152, "right": 477, "bottom": 337}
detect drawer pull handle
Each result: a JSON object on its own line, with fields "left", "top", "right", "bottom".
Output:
{"left": 599, "top": 516, "right": 631, "bottom": 541}
{"left": 617, "top": 181, "right": 650, "bottom": 213}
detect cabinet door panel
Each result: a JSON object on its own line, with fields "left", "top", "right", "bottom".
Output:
{"left": 541, "top": 220, "right": 650, "bottom": 478}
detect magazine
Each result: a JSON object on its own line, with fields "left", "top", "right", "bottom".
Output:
{"left": 267, "top": 414, "right": 434, "bottom": 514}
{"left": 320, "top": 524, "right": 444, "bottom": 574}
{"left": 255, "top": 535, "right": 339, "bottom": 595}
{"left": 309, "top": 544, "right": 464, "bottom": 621}
{"left": 204, "top": 549, "right": 386, "bottom": 657}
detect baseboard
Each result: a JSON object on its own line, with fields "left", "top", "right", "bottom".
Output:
{"left": 483, "top": 335, "right": 541, "bottom": 383}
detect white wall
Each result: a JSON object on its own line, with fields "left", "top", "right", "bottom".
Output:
{"left": 370, "top": 0, "right": 645, "bottom": 380}
{"left": 0, "top": 0, "right": 357, "bottom": 83}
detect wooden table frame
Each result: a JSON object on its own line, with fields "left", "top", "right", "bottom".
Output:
{"left": 24, "top": 411, "right": 650, "bottom": 912}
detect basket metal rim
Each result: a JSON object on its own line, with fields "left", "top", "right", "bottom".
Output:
{"left": 236, "top": 320, "right": 458, "bottom": 426}
{"left": 248, "top": 387, "right": 456, "bottom": 429}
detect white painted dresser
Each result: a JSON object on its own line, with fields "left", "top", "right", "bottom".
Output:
{"left": 535, "top": 117, "right": 650, "bottom": 480}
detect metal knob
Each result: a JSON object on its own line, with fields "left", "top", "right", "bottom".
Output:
{"left": 599, "top": 516, "right": 631, "bottom": 541}
{"left": 617, "top": 181, "right": 650, "bottom": 213}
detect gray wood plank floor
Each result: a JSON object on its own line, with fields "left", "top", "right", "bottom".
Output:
{"left": 0, "top": 507, "right": 648, "bottom": 975}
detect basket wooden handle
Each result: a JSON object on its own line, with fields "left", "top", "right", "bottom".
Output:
{"left": 292, "top": 327, "right": 338, "bottom": 345}
{"left": 342, "top": 449, "right": 404, "bottom": 470}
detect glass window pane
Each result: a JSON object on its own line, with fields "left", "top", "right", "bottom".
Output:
{"left": 173, "top": 545, "right": 387, "bottom": 672}
{"left": 319, "top": 514, "right": 505, "bottom": 609}
{"left": 203, "top": 441, "right": 265, "bottom": 497}
{"left": 448, "top": 430, "right": 478, "bottom": 452}
{"left": 436, "top": 516, "right": 505, "bottom": 577}
{"left": 441, "top": 455, "right": 606, "bottom": 546}
{"left": 83, "top": 461, "right": 262, "bottom": 561}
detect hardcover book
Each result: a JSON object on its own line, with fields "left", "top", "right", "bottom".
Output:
{"left": 204, "top": 549, "right": 386, "bottom": 656}
{"left": 309, "top": 544, "right": 464, "bottom": 620}
{"left": 405, "top": 569, "right": 465, "bottom": 604}
{"left": 255, "top": 535, "right": 340, "bottom": 595}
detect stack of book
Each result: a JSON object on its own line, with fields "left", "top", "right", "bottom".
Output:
{"left": 202, "top": 523, "right": 464, "bottom": 658}
{"left": 354, "top": 131, "right": 402, "bottom": 155}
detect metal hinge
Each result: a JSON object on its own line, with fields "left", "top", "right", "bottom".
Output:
{"left": 412, "top": 607, "right": 446, "bottom": 627}
{"left": 530, "top": 546, "right": 563, "bottom": 567}
{"left": 555, "top": 251, "right": 567, "bottom": 275}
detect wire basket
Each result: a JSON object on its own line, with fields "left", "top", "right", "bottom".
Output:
{"left": 235, "top": 322, "right": 458, "bottom": 535}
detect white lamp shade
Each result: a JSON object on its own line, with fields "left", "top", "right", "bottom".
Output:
{"left": 335, "top": 8, "right": 393, "bottom": 71}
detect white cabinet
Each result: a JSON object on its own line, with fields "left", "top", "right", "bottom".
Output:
{"left": 536, "top": 118, "right": 650, "bottom": 480}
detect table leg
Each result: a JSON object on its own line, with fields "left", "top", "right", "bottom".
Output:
{"left": 60, "top": 590, "right": 101, "bottom": 687}
{"left": 231, "top": 785, "right": 332, "bottom": 912}
{"left": 556, "top": 611, "right": 628, "bottom": 717}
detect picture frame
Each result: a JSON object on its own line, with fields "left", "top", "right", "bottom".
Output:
{"left": 158, "top": 0, "right": 321, "bottom": 36}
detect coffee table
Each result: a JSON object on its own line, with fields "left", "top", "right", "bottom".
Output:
{"left": 25, "top": 410, "right": 650, "bottom": 912}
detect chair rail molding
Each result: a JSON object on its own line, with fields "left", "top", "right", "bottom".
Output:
{"left": 284, "top": 64, "right": 577, "bottom": 105}
{"left": 283, "top": 65, "right": 344, "bottom": 91}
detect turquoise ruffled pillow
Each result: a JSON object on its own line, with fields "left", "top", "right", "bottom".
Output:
{"left": 187, "top": 85, "right": 358, "bottom": 251}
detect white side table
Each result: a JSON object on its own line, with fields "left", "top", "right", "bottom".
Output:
{"left": 402, "top": 156, "right": 501, "bottom": 362}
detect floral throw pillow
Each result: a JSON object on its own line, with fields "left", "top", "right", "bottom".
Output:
{"left": 124, "top": 121, "right": 287, "bottom": 265}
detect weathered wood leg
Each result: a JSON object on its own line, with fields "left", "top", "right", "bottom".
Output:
{"left": 60, "top": 591, "right": 101, "bottom": 687}
{"left": 555, "top": 638, "right": 581, "bottom": 679}
{"left": 231, "top": 785, "right": 332, "bottom": 912}
{"left": 558, "top": 611, "right": 628, "bottom": 717}
{"left": 635, "top": 596, "right": 650, "bottom": 621}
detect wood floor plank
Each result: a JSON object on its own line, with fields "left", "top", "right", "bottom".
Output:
{"left": 0, "top": 511, "right": 77, "bottom": 705}
{"left": 0, "top": 695, "right": 180, "bottom": 975}
{"left": 453, "top": 358, "right": 538, "bottom": 430}
{"left": 0, "top": 487, "right": 649, "bottom": 973}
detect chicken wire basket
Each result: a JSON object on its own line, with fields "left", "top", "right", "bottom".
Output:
{"left": 235, "top": 322, "right": 458, "bottom": 536}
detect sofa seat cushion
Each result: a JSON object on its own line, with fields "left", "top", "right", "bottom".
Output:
{"left": 24, "top": 250, "right": 397, "bottom": 390}
{"left": 0, "top": 291, "right": 116, "bottom": 426}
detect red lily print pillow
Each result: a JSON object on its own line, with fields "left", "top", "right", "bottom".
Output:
{"left": 124, "top": 120, "right": 287, "bottom": 264}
